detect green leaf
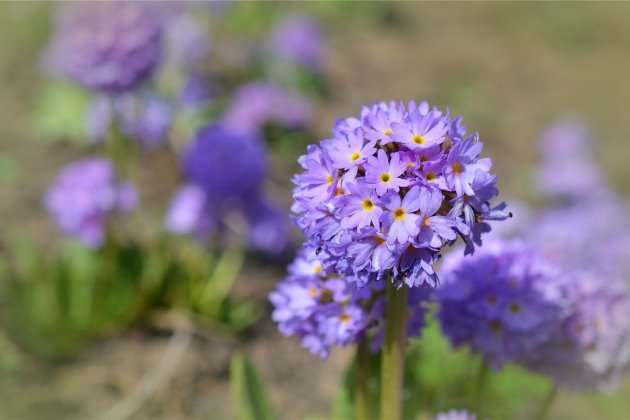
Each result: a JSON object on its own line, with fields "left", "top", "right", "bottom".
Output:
{"left": 31, "top": 80, "right": 90, "bottom": 144}
{"left": 230, "top": 351, "right": 276, "bottom": 420}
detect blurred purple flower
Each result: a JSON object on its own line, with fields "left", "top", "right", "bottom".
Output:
{"left": 45, "top": 2, "right": 164, "bottom": 94}
{"left": 183, "top": 124, "right": 267, "bottom": 201}
{"left": 434, "top": 409, "right": 477, "bottom": 420}
{"left": 222, "top": 82, "right": 311, "bottom": 135}
{"left": 243, "top": 197, "right": 289, "bottom": 255}
{"left": 179, "top": 75, "right": 213, "bottom": 106}
{"left": 537, "top": 117, "right": 606, "bottom": 201}
{"left": 165, "top": 183, "right": 213, "bottom": 237}
{"left": 270, "top": 15, "right": 325, "bottom": 71}
{"left": 437, "top": 238, "right": 569, "bottom": 369}
{"left": 45, "top": 158, "right": 137, "bottom": 248}
{"left": 166, "top": 124, "right": 288, "bottom": 254}
{"left": 523, "top": 272, "right": 630, "bottom": 391}
{"left": 117, "top": 95, "right": 173, "bottom": 149}
{"left": 87, "top": 94, "right": 173, "bottom": 149}
{"left": 165, "top": 13, "right": 211, "bottom": 71}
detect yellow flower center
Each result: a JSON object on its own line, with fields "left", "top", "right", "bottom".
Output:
{"left": 383, "top": 128, "right": 394, "bottom": 136}
{"left": 412, "top": 134, "right": 426, "bottom": 145}
{"left": 326, "top": 175, "right": 333, "bottom": 185}
{"left": 309, "top": 287, "right": 319, "bottom": 297}
{"left": 419, "top": 156, "right": 428, "bottom": 163}
{"left": 453, "top": 162, "right": 463, "bottom": 174}
{"left": 313, "top": 263, "right": 323, "bottom": 274}
{"left": 336, "top": 188, "right": 345, "bottom": 196}
{"left": 350, "top": 152, "right": 361, "bottom": 162}
{"left": 422, "top": 217, "right": 430, "bottom": 227}
{"left": 362, "top": 199, "right": 375, "bottom": 211}
{"left": 509, "top": 303, "right": 521, "bottom": 314}
{"left": 339, "top": 313, "right": 352, "bottom": 324}
{"left": 380, "top": 173, "right": 391, "bottom": 183}
{"left": 394, "top": 208, "right": 406, "bottom": 221}
{"left": 374, "top": 235, "right": 386, "bottom": 245}
{"left": 426, "top": 171, "right": 436, "bottom": 182}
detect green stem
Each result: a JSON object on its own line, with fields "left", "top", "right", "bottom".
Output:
{"left": 380, "top": 280, "right": 408, "bottom": 420}
{"left": 473, "top": 359, "right": 490, "bottom": 416}
{"left": 356, "top": 341, "right": 371, "bottom": 420}
{"left": 537, "top": 384, "right": 558, "bottom": 420}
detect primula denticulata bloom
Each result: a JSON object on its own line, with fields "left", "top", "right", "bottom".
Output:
{"left": 45, "top": 2, "right": 164, "bottom": 94}
{"left": 291, "top": 101, "right": 508, "bottom": 289}
{"left": 165, "top": 124, "right": 288, "bottom": 255}
{"left": 45, "top": 158, "right": 137, "bottom": 248}
{"left": 271, "top": 100, "right": 507, "bottom": 357}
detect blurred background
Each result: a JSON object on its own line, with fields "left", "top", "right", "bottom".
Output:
{"left": 0, "top": 2, "right": 629, "bottom": 419}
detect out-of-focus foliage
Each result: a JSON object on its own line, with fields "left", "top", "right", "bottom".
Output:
{"left": 230, "top": 352, "right": 276, "bottom": 420}
{"left": 0, "top": 238, "right": 255, "bottom": 361}
{"left": 31, "top": 81, "right": 90, "bottom": 144}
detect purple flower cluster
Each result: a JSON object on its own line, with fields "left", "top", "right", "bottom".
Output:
{"left": 45, "top": 158, "right": 137, "bottom": 248}
{"left": 270, "top": 246, "right": 431, "bottom": 358}
{"left": 537, "top": 117, "right": 605, "bottom": 202}
{"left": 437, "top": 239, "right": 568, "bottom": 369}
{"left": 523, "top": 271, "right": 630, "bottom": 391}
{"left": 292, "top": 101, "right": 508, "bottom": 288}
{"left": 269, "top": 15, "right": 325, "bottom": 71}
{"left": 88, "top": 94, "right": 173, "bottom": 149}
{"left": 221, "top": 82, "right": 311, "bottom": 135}
{"left": 434, "top": 409, "right": 477, "bottom": 420}
{"left": 45, "top": 2, "right": 164, "bottom": 94}
{"left": 520, "top": 119, "right": 630, "bottom": 390}
{"left": 165, "top": 124, "right": 287, "bottom": 254}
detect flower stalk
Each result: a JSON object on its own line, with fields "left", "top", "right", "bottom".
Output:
{"left": 380, "top": 280, "right": 408, "bottom": 420}
{"left": 537, "top": 383, "right": 558, "bottom": 420}
{"left": 356, "top": 340, "right": 371, "bottom": 420}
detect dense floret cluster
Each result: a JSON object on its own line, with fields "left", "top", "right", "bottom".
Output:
{"left": 87, "top": 94, "right": 173, "bottom": 149}
{"left": 269, "top": 15, "right": 325, "bottom": 71}
{"left": 45, "top": 2, "right": 164, "bottom": 94}
{"left": 523, "top": 271, "right": 630, "bottom": 391}
{"left": 222, "top": 82, "right": 311, "bottom": 135}
{"left": 165, "top": 124, "right": 287, "bottom": 254}
{"left": 437, "top": 239, "right": 569, "bottom": 369}
{"left": 537, "top": 118, "right": 605, "bottom": 202}
{"left": 292, "top": 101, "right": 508, "bottom": 288}
{"left": 270, "top": 246, "right": 432, "bottom": 358}
{"left": 45, "top": 158, "right": 137, "bottom": 248}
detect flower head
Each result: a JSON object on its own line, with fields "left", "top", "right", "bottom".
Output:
{"left": 523, "top": 272, "right": 630, "bottom": 391}
{"left": 292, "top": 101, "right": 507, "bottom": 288}
{"left": 270, "top": 246, "right": 432, "bottom": 358}
{"left": 437, "top": 239, "right": 569, "bottom": 369}
{"left": 269, "top": 15, "right": 325, "bottom": 71}
{"left": 45, "top": 2, "right": 164, "bottom": 94}
{"left": 434, "top": 409, "right": 477, "bottom": 420}
{"left": 45, "top": 158, "right": 137, "bottom": 248}
{"left": 222, "top": 82, "right": 311, "bottom": 135}
{"left": 166, "top": 124, "right": 287, "bottom": 254}
{"left": 537, "top": 117, "right": 606, "bottom": 202}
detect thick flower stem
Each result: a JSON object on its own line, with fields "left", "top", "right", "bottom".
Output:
{"left": 473, "top": 359, "right": 490, "bottom": 415}
{"left": 537, "top": 383, "right": 558, "bottom": 420}
{"left": 356, "top": 341, "right": 371, "bottom": 420}
{"left": 380, "top": 280, "right": 408, "bottom": 420}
